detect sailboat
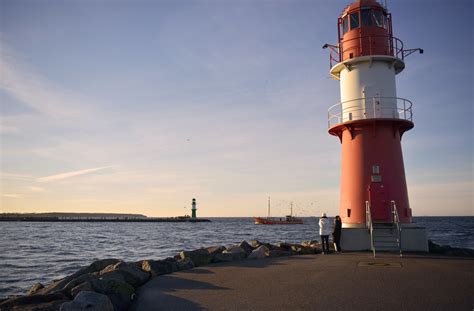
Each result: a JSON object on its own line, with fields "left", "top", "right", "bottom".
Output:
{"left": 254, "top": 197, "right": 303, "bottom": 225}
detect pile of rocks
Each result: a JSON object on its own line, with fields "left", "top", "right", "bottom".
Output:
{"left": 428, "top": 240, "right": 474, "bottom": 257}
{"left": 0, "top": 240, "right": 321, "bottom": 311}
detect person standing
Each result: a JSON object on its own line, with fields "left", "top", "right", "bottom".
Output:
{"left": 333, "top": 215, "right": 342, "bottom": 252}
{"left": 319, "top": 213, "right": 331, "bottom": 254}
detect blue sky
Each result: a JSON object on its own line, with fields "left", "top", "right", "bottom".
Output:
{"left": 1, "top": 0, "right": 472, "bottom": 217}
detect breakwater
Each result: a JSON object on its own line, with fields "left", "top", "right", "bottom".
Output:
{"left": 0, "top": 216, "right": 211, "bottom": 223}
{"left": 0, "top": 217, "right": 472, "bottom": 299}
{"left": 1, "top": 239, "right": 473, "bottom": 311}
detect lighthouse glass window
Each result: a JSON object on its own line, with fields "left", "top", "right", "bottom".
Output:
{"left": 350, "top": 12, "right": 359, "bottom": 30}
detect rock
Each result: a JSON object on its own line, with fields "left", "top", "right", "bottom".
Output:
{"left": 100, "top": 261, "right": 150, "bottom": 288}
{"left": 180, "top": 248, "right": 212, "bottom": 267}
{"left": 238, "top": 241, "right": 254, "bottom": 255}
{"left": 212, "top": 252, "right": 240, "bottom": 263}
{"left": 0, "top": 293, "right": 68, "bottom": 310}
{"left": 276, "top": 242, "right": 294, "bottom": 250}
{"left": 248, "top": 245, "right": 269, "bottom": 259}
{"left": 206, "top": 246, "right": 226, "bottom": 255}
{"left": 301, "top": 240, "right": 319, "bottom": 248}
{"left": 251, "top": 240, "right": 274, "bottom": 250}
{"left": 26, "top": 282, "right": 44, "bottom": 296}
{"left": 267, "top": 249, "right": 293, "bottom": 257}
{"left": 428, "top": 240, "right": 474, "bottom": 257}
{"left": 141, "top": 258, "right": 178, "bottom": 277}
{"left": 291, "top": 245, "right": 315, "bottom": 255}
{"left": 176, "top": 257, "right": 195, "bottom": 271}
{"left": 60, "top": 291, "right": 114, "bottom": 311}
{"left": 38, "top": 259, "right": 120, "bottom": 295}
{"left": 223, "top": 246, "right": 246, "bottom": 260}
{"left": 71, "top": 281, "right": 93, "bottom": 298}
{"left": 90, "top": 278, "right": 134, "bottom": 311}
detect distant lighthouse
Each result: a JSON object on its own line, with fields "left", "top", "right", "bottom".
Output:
{"left": 191, "top": 198, "right": 197, "bottom": 218}
{"left": 323, "top": 0, "right": 427, "bottom": 252}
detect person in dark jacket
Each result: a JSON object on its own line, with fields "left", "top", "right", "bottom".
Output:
{"left": 333, "top": 215, "right": 342, "bottom": 252}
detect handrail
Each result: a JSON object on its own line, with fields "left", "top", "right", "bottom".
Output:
{"left": 366, "top": 201, "right": 375, "bottom": 257}
{"left": 327, "top": 35, "right": 404, "bottom": 68}
{"left": 327, "top": 96, "right": 413, "bottom": 128}
{"left": 391, "top": 200, "right": 402, "bottom": 257}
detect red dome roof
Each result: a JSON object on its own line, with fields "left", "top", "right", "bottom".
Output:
{"left": 342, "top": 0, "right": 386, "bottom": 17}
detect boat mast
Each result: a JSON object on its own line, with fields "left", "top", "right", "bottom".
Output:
{"left": 268, "top": 197, "right": 271, "bottom": 218}
{"left": 290, "top": 201, "right": 293, "bottom": 217}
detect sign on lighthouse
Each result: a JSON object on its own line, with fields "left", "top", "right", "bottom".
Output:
{"left": 323, "top": 0, "right": 428, "bottom": 253}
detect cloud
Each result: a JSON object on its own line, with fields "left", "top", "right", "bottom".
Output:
{"left": 27, "top": 186, "right": 45, "bottom": 192}
{"left": 37, "top": 166, "right": 115, "bottom": 182}
{"left": 0, "top": 172, "right": 35, "bottom": 181}
{"left": 0, "top": 40, "right": 100, "bottom": 121}
{"left": 2, "top": 193, "right": 21, "bottom": 198}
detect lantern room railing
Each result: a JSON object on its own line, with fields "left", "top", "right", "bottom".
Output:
{"left": 327, "top": 97, "right": 413, "bottom": 128}
{"left": 327, "top": 35, "right": 404, "bottom": 68}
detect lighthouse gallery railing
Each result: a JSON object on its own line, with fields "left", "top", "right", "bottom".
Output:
{"left": 327, "top": 97, "right": 413, "bottom": 128}
{"left": 328, "top": 35, "right": 404, "bottom": 68}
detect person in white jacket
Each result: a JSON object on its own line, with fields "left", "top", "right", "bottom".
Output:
{"left": 319, "top": 213, "right": 332, "bottom": 254}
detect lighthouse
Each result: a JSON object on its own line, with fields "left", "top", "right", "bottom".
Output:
{"left": 323, "top": 0, "right": 428, "bottom": 252}
{"left": 191, "top": 198, "right": 197, "bottom": 218}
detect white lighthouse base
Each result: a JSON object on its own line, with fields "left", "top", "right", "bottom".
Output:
{"left": 340, "top": 225, "right": 429, "bottom": 252}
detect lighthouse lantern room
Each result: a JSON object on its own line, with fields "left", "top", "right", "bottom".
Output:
{"left": 323, "top": 0, "right": 427, "bottom": 253}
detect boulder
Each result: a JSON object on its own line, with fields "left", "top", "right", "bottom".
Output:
{"left": 291, "top": 245, "right": 315, "bottom": 255}
{"left": 223, "top": 246, "right": 246, "bottom": 260}
{"left": 26, "top": 282, "right": 44, "bottom": 296}
{"left": 238, "top": 241, "right": 254, "bottom": 255}
{"left": 301, "top": 240, "right": 319, "bottom": 248}
{"left": 176, "top": 257, "right": 195, "bottom": 271}
{"left": 141, "top": 258, "right": 178, "bottom": 277}
{"left": 0, "top": 293, "right": 68, "bottom": 310}
{"left": 248, "top": 245, "right": 269, "bottom": 259}
{"left": 60, "top": 291, "right": 114, "bottom": 311}
{"left": 100, "top": 261, "right": 150, "bottom": 288}
{"left": 90, "top": 278, "right": 134, "bottom": 311}
{"left": 276, "top": 242, "right": 294, "bottom": 251}
{"left": 180, "top": 248, "right": 212, "bottom": 267}
{"left": 206, "top": 246, "right": 226, "bottom": 255}
{"left": 212, "top": 252, "right": 240, "bottom": 263}
{"left": 267, "top": 249, "right": 293, "bottom": 257}
{"left": 38, "top": 259, "right": 120, "bottom": 295}
{"left": 250, "top": 240, "right": 274, "bottom": 250}
{"left": 70, "top": 281, "right": 93, "bottom": 298}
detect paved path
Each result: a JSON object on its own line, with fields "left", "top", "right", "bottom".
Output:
{"left": 131, "top": 253, "right": 473, "bottom": 311}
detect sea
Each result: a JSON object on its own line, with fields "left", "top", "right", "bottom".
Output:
{"left": 0, "top": 216, "right": 472, "bottom": 299}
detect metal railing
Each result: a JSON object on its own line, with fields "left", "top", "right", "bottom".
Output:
{"left": 366, "top": 201, "right": 375, "bottom": 257}
{"left": 327, "top": 96, "right": 413, "bottom": 128}
{"left": 391, "top": 200, "right": 402, "bottom": 257}
{"left": 328, "top": 35, "right": 404, "bottom": 68}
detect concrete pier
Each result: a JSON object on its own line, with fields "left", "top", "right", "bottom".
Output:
{"left": 132, "top": 253, "right": 473, "bottom": 311}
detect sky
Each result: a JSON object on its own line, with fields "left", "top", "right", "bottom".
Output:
{"left": 0, "top": 0, "right": 472, "bottom": 217}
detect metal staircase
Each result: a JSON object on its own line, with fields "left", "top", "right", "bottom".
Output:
{"left": 366, "top": 201, "right": 402, "bottom": 257}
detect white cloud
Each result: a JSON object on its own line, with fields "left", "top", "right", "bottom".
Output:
{"left": 2, "top": 193, "right": 21, "bottom": 198}
{"left": 27, "top": 186, "right": 45, "bottom": 192}
{"left": 37, "top": 166, "right": 115, "bottom": 182}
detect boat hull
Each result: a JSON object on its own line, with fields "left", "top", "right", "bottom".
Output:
{"left": 254, "top": 217, "right": 303, "bottom": 225}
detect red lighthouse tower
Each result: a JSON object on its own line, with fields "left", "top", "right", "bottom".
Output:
{"left": 324, "top": 0, "right": 427, "bottom": 253}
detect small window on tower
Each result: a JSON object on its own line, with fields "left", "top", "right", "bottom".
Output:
{"left": 343, "top": 16, "right": 349, "bottom": 33}
{"left": 361, "top": 9, "right": 372, "bottom": 26}
{"left": 372, "top": 10, "right": 383, "bottom": 27}
{"left": 350, "top": 12, "right": 359, "bottom": 29}
{"left": 372, "top": 165, "right": 380, "bottom": 174}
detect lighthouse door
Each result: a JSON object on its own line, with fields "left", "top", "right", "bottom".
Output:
{"left": 363, "top": 86, "right": 381, "bottom": 119}
{"left": 368, "top": 183, "right": 390, "bottom": 221}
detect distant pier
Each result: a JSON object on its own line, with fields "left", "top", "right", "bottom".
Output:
{"left": 0, "top": 213, "right": 211, "bottom": 223}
